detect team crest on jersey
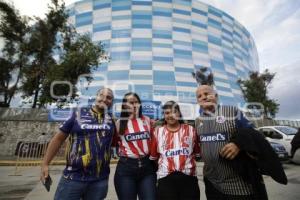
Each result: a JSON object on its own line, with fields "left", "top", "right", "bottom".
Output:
{"left": 216, "top": 116, "right": 226, "bottom": 123}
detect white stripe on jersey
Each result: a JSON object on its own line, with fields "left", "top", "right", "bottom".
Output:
{"left": 120, "top": 135, "right": 134, "bottom": 157}
{"left": 184, "top": 126, "right": 193, "bottom": 175}
{"left": 158, "top": 127, "right": 169, "bottom": 176}
{"left": 154, "top": 124, "right": 198, "bottom": 179}
{"left": 174, "top": 128, "right": 180, "bottom": 171}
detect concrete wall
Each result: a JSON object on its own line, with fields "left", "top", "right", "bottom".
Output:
{"left": 0, "top": 108, "right": 299, "bottom": 157}
{"left": 0, "top": 120, "right": 60, "bottom": 157}
{"left": 0, "top": 108, "right": 60, "bottom": 157}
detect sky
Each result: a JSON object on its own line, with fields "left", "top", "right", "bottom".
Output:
{"left": 6, "top": 0, "right": 300, "bottom": 119}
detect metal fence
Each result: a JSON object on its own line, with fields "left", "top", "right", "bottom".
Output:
{"left": 251, "top": 118, "right": 300, "bottom": 128}
{"left": 275, "top": 120, "right": 300, "bottom": 128}
{"left": 11, "top": 140, "right": 67, "bottom": 176}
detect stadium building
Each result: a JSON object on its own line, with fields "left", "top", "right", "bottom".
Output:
{"left": 66, "top": 0, "right": 259, "bottom": 118}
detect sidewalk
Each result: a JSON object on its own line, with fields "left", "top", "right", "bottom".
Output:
{"left": 0, "top": 162, "right": 206, "bottom": 200}
{"left": 1, "top": 162, "right": 299, "bottom": 200}
{"left": 25, "top": 163, "right": 207, "bottom": 200}
{"left": 24, "top": 165, "right": 120, "bottom": 200}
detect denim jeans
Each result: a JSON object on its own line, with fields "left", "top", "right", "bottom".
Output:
{"left": 114, "top": 156, "right": 157, "bottom": 200}
{"left": 54, "top": 176, "right": 108, "bottom": 200}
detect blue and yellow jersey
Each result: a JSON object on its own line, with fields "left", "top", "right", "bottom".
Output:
{"left": 59, "top": 107, "right": 115, "bottom": 181}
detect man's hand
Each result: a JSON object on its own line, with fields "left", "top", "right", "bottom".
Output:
{"left": 40, "top": 164, "right": 49, "bottom": 183}
{"left": 220, "top": 142, "right": 240, "bottom": 160}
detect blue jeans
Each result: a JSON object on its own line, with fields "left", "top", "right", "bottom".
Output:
{"left": 114, "top": 157, "right": 157, "bottom": 200}
{"left": 54, "top": 176, "right": 108, "bottom": 200}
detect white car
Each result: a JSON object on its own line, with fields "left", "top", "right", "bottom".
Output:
{"left": 258, "top": 126, "right": 298, "bottom": 157}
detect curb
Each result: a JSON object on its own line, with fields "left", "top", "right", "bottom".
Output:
{"left": 0, "top": 159, "right": 119, "bottom": 166}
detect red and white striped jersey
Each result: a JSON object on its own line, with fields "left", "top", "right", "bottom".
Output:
{"left": 116, "top": 116, "right": 153, "bottom": 158}
{"left": 150, "top": 124, "right": 200, "bottom": 179}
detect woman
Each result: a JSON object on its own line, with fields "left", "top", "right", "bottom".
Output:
{"left": 150, "top": 101, "right": 200, "bottom": 200}
{"left": 113, "top": 92, "right": 157, "bottom": 200}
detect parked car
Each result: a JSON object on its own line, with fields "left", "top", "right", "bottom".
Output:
{"left": 258, "top": 126, "right": 298, "bottom": 156}
{"left": 269, "top": 142, "right": 289, "bottom": 161}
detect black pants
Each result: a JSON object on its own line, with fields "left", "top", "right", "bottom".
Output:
{"left": 204, "top": 177, "right": 258, "bottom": 200}
{"left": 158, "top": 171, "right": 200, "bottom": 200}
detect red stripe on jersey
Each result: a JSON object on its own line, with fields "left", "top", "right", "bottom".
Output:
{"left": 124, "top": 120, "right": 140, "bottom": 157}
{"left": 142, "top": 116, "right": 152, "bottom": 153}
{"left": 153, "top": 124, "right": 199, "bottom": 179}
{"left": 131, "top": 118, "right": 146, "bottom": 155}
{"left": 119, "top": 125, "right": 139, "bottom": 157}
{"left": 118, "top": 140, "right": 127, "bottom": 156}
{"left": 193, "top": 128, "right": 201, "bottom": 156}
{"left": 179, "top": 126, "right": 189, "bottom": 172}
{"left": 150, "top": 128, "right": 159, "bottom": 160}
{"left": 118, "top": 116, "right": 152, "bottom": 158}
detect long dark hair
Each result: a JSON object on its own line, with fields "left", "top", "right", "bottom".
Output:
{"left": 162, "top": 101, "right": 184, "bottom": 125}
{"left": 119, "top": 92, "right": 143, "bottom": 135}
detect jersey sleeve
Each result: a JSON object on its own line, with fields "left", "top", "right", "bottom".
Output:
{"left": 150, "top": 119, "right": 156, "bottom": 135}
{"left": 111, "top": 132, "right": 120, "bottom": 147}
{"left": 194, "top": 117, "right": 201, "bottom": 136}
{"left": 192, "top": 126, "right": 201, "bottom": 157}
{"left": 111, "top": 119, "right": 120, "bottom": 147}
{"left": 149, "top": 127, "right": 159, "bottom": 160}
{"left": 59, "top": 111, "right": 76, "bottom": 134}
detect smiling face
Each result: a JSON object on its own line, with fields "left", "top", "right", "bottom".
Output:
{"left": 196, "top": 85, "right": 218, "bottom": 112}
{"left": 94, "top": 88, "right": 114, "bottom": 112}
{"left": 124, "top": 94, "right": 141, "bottom": 117}
{"left": 163, "top": 107, "right": 181, "bottom": 126}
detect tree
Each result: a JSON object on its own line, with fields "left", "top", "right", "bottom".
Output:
{"left": 1, "top": 0, "right": 106, "bottom": 108}
{"left": 39, "top": 34, "right": 104, "bottom": 106}
{"left": 21, "top": 0, "right": 67, "bottom": 108}
{"left": 238, "top": 69, "right": 279, "bottom": 118}
{"left": 0, "top": 0, "right": 29, "bottom": 107}
{"left": 20, "top": 0, "right": 105, "bottom": 108}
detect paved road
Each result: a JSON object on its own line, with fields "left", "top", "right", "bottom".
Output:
{"left": 0, "top": 162, "right": 299, "bottom": 200}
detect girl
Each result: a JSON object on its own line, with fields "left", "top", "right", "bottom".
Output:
{"left": 150, "top": 101, "right": 200, "bottom": 200}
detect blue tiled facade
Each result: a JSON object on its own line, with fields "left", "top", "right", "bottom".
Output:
{"left": 68, "top": 0, "right": 259, "bottom": 106}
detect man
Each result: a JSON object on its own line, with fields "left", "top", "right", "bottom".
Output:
{"left": 195, "top": 85, "right": 268, "bottom": 199}
{"left": 41, "top": 88, "right": 115, "bottom": 200}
